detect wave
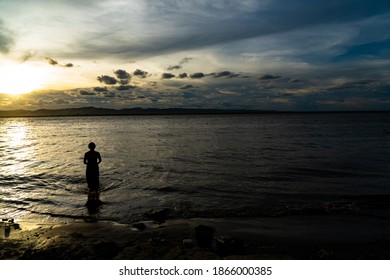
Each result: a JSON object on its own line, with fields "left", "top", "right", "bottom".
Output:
{"left": 168, "top": 194, "right": 390, "bottom": 220}
{"left": 25, "top": 210, "right": 119, "bottom": 222}
{"left": 142, "top": 185, "right": 197, "bottom": 195}
{"left": 0, "top": 173, "right": 85, "bottom": 188}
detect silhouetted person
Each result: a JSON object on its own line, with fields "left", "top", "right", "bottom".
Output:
{"left": 84, "top": 142, "right": 101, "bottom": 203}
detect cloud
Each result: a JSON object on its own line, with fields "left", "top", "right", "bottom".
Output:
{"left": 190, "top": 72, "right": 205, "bottom": 79}
{"left": 147, "top": 81, "right": 158, "bottom": 87}
{"left": 178, "top": 73, "right": 188, "bottom": 79}
{"left": 325, "top": 79, "right": 388, "bottom": 97}
{"left": 180, "top": 57, "right": 193, "bottom": 64}
{"left": 208, "top": 71, "right": 241, "bottom": 78}
{"left": 97, "top": 69, "right": 139, "bottom": 88}
{"left": 52, "top": 98, "right": 71, "bottom": 105}
{"left": 161, "top": 73, "right": 176, "bottom": 79}
{"left": 180, "top": 84, "right": 195, "bottom": 89}
{"left": 166, "top": 57, "right": 193, "bottom": 70}
{"left": 79, "top": 90, "right": 95, "bottom": 96}
{"left": 118, "top": 79, "right": 129, "bottom": 85}
{"left": 114, "top": 69, "right": 131, "bottom": 79}
{"left": 115, "top": 85, "right": 135, "bottom": 91}
{"left": 20, "top": 50, "right": 37, "bottom": 62}
{"left": 161, "top": 71, "right": 241, "bottom": 80}
{"left": 208, "top": 71, "right": 232, "bottom": 78}
{"left": 97, "top": 75, "right": 118, "bottom": 85}
{"left": 259, "top": 74, "right": 282, "bottom": 80}
{"left": 167, "top": 65, "right": 181, "bottom": 71}
{"left": 93, "top": 87, "right": 108, "bottom": 92}
{"left": 64, "top": 1, "right": 389, "bottom": 60}
{"left": 1, "top": 1, "right": 389, "bottom": 112}
{"left": 45, "top": 57, "right": 58, "bottom": 66}
{"left": 289, "top": 78, "right": 302, "bottom": 83}
{"left": 113, "top": 69, "right": 131, "bottom": 85}
{"left": 133, "top": 69, "right": 149, "bottom": 78}
{"left": 45, "top": 57, "right": 74, "bottom": 67}
{"left": 0, "top": 20, "right": 13, "bottom": 53}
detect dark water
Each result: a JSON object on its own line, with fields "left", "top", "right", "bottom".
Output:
{"left": 1, "top": 113, "right": 389, "bottom": 223}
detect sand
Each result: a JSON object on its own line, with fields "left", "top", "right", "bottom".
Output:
{"left": 2, "top": 210, "right": 390, "bottom": 260}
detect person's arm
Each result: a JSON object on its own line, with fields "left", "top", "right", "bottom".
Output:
{"left": 97, "top": 152, "right": 102, "bottom": 164}
{"left": 84, "top": 153, "right": 88, "bottom": 165}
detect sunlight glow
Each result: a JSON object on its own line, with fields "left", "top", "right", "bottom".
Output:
{"left": 9, "top": 123, "right": 27, "bottom": 148}
{"left": 0, "top": 63, "right": 48, "bottom": 95}
{"left": 0, "top": 120, "right": 33, "bottom": 176}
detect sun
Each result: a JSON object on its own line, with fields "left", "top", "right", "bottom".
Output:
{"left": 0, "top": 63, "right": 48, "bottom": 95}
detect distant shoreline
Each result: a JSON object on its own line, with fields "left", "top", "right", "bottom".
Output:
{"left": 0, "top": 106, "right": 389, "bottom": 118}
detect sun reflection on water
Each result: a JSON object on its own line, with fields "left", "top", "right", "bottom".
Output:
{"left": 0, "top": 119, "right": 34, "bottom": 176}
{"left": 9, "top": 123, "right": 27, "bottom": 147}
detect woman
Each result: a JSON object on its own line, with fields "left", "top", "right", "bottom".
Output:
{"left": 83, "top": 142, "right": 102, "bottom": 192}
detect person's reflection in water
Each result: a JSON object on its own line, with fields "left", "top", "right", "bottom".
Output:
{"left": 84, "top": 142, "right": 102, "bottom": 211}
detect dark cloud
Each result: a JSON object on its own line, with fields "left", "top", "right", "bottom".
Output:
{"left": 180, "top": 57, "right": 192, "bottom": 64}
{"left": 119, "top": 79, "right": 129, "bottom": 85}
{"left": 326, "top": 80, "right": 378, "bottom": 91}
{"left": 208, "top": 71, "right": 241, "bottom": 78}
{"left": 45, "top": 57, "right": 74, "bottom": 67}
{"left": 208, "top": 71, "right": 231, "bottom": 78}
{"left": 79, "top": 90, "right": 95, "bottom": 96}
{"left": 0, "top": 20, "right": 13, "bottom": 53}
{"left": 113, "top": 69, "right": 131, "bottom": 85}
{"left": 75, "top": 1, "right": 390, "bottom": 60}
{"left": 133, "top": 69, "right": 149, "bottom": 78}
{"left": 227, "top": 73, "right": 241, "bottom": 78}
{"left": 161, "top": 73, "right": 176, "bottom": 79}
{"left": 46, "top": 57, "right": 58, "bottom": 66}
{"left": 161, "top": 72, "right": 206, "bottom": 79}
{"left": 114, "top": 69, "right": 131, "bottom": 79}
{"left": 167, "top": 65, "right": 182, "bottom": 71}
{"left": 178, "top": 73, "right": 188, "bottom": 79}
{"left": 166, "top": 57, "right": 193, "bottom": 70}
{"left": 116, "top": 85, "right": 135, "bottom": 91}
{"left": 101, "top": 91, "right": 117, "bottom": 98}
{"left": 93, "top": 87, "right": 108, "bottom": 92}
{"left": 259, "top": 74, "right": 282, "bottom": 80}
{"left": 190, "top": 72, "right": 205, "bottom": 79}
{"left": 97, "top": 75, "right": 118, "bottom": 85}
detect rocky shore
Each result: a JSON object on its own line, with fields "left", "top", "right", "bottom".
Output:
{"left": 2, "top": 211, "right": 390, "bottom": 260}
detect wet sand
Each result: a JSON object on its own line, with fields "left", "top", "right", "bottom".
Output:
{"left": 2, "top": 211, "right": 390, "bottom": 260}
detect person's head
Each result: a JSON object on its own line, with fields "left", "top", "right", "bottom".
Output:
{"left": 88, "top": 142, "right": 96, "bottom": 150}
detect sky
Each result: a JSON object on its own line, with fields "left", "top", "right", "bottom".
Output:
{"left": 0, "top": 0, "right": 389, "bottom": 111}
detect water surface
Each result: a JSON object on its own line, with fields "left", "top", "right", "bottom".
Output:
{"left": 1, "top": 113, "right": 389, "bottom": 223}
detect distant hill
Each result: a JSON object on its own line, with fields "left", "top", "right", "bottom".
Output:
{"left": 0, "top": 107, "right": 274, "bottom": 117}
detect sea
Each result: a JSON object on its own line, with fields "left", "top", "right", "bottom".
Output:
{"left": 1, "top": 112, "right": 389, "bottom": 224}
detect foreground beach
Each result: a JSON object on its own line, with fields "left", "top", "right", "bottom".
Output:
{"left": 2, "top": 210, "right": 390, "bottom": 260}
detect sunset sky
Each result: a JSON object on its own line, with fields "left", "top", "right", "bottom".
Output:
{"left": 0, "top": 0, "right": 389, "bottom": 111}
